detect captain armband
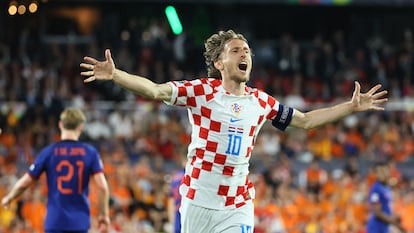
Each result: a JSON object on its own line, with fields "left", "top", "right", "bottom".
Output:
{"left": 271, "top": 105, "right": 294, "bottom": 131}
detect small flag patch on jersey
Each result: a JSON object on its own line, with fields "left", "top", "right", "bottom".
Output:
{"left": 229, "top": 126, "right": 243, "bottom": 134}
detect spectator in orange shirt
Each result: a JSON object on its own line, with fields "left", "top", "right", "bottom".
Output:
{"left": 301, "top": 158, "right": 327, "bottom": 200}
{"left": 20, "top": 187, "right": 46, "bottom": 232}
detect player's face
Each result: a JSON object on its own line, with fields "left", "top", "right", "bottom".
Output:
{"left": 218, "top": 39, "right": 252, "bottom": 83}
{"left": 376, "top": 165, "right": 390, "bottom": 183}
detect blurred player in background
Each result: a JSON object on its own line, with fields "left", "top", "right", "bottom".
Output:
{"left": 367, "top": 161, "right": 406, "bottom": 233}
{"left": 168, "top": 155, "right": 187, "bottom": 233}
{"left": 1, "top": 108, "right": 110, "bottom": 233}
{"left": 168, "top": 160, "right": 185, "bottom": 233}
{"left": 81, "top": 29, "right": 387, "bottom": 233}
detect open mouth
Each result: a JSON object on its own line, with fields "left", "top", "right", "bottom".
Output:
{"left": 238, "top": 62, "right": 247, "bottom": 71}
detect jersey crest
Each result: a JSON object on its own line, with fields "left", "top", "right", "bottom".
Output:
{"left": 231, "top": 103, "right": 242, "bottom": 116}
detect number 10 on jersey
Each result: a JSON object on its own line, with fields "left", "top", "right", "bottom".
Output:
{"left": 226, "top": 134, "right": 242, "bottom": 156}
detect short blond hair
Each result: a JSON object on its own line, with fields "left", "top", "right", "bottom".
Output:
{"left": 60, "top": 108, "right": 86, "bottom": 130}
{"left": 204, "top": 30, "right": 248, "bottom": 79}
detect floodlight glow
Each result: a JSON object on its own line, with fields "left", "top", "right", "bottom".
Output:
{"left": 165, "top": 6, "right": 183, "bottom": 35}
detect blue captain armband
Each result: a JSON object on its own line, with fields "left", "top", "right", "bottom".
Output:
{"left": 272, "top": 105, "right": 294, "bottom": 131}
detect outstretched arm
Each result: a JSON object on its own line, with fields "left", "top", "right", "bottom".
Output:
{"left": 80, "top": 49, "right": 172, "bottom": 102}
{"left": 290, "top": 81, "right": 387, "bottom": 129}
{"left": 1, "top": 173, "right": 36, "bottom": 208}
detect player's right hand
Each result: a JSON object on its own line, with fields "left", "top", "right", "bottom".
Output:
{"left": 80, "top": 49, "right": 115, "bottom": 83}
{"left": 1, "top": 196, "right": 11, "bottom": 209}
{"left": 391, "top": 215, "right": 406, "bottom": 233}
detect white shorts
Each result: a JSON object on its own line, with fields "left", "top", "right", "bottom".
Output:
{"left": 179, "top": 199, "right": 254, "bottom": 233}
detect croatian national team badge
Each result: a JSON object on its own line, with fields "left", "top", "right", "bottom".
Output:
{"left": 231, "top": 103, "right": 242, "bottom": 116}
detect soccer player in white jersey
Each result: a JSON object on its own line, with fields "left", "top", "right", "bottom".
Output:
{"left": 80, "top": 30, "right": 388, "bottom": 233}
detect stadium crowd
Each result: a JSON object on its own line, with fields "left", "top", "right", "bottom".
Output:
{"left": 0, "top": 5, "right": 414, "bottom": 233}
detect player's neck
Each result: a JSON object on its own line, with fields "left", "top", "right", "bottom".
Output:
{"left": 222, "top": 79, "right": 246, "bottom": 96}
{"left": 380, "top": 180, "right": 388, "bottom": 186}
{"left": 60, "top": 130, "right": 80, "bottom": 141}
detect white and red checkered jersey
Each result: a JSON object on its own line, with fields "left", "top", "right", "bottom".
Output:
{"left": 165, "top": 78, "right": 294, "bottom": 210}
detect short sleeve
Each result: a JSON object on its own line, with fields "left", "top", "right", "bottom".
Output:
{"left": 91, "top": 148, "right": 104, "bottom": 174}
{"left": 163, "top": 80, "right": 194, "bottom": 107}
{"left": 163, "top": 82, "right": 179, "bottom": 106}
{"left": 28, "top": 147, "right": 51, "bottom": 179}
{"left": 163, "top": 78, "right": 215, "bottom": 108}
{"left": 369, "top": 192, "right": 380, "bottom": 203}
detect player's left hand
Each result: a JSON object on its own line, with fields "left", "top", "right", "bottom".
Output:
{"left": 97, "top": 215, "right": 110, "bottom": 233}
{"left": 351, "top": 81, "right": 388, "bottom": 112}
